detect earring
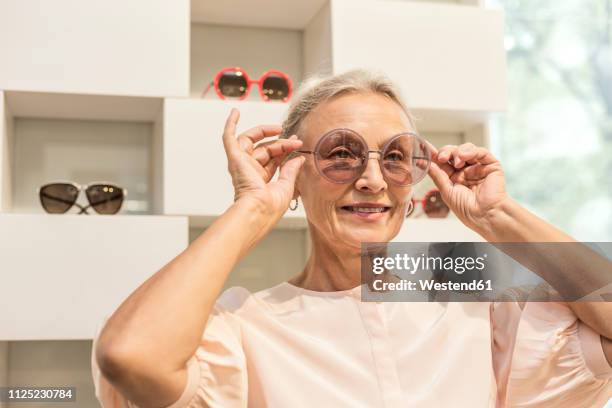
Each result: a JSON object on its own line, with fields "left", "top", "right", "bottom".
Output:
{"left": 405, "top": 200, "right": 414, "bottom": 218}
{"left": 289, "top": 197, "right": 299, "bottom": 211}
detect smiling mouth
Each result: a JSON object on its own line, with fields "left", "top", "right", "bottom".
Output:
{"left": 340, "top": 206, "right": 391, "bottom": 213}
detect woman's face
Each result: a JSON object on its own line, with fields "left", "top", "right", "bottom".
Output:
{"left": 295, "top": 92, "right": 414, "bottom": 252}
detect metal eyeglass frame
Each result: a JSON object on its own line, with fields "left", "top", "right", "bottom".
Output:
{"left": 292, "top": 128, "right": 432, "bottom": 186}
{"left": 37, "top": 181, "right": 128, "bottom": 215}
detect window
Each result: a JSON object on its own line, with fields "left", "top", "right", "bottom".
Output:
{"left": 487, "top": 0, "right": 612, "bottom": 240}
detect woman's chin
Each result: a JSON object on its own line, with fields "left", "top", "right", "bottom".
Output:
{"left": 337, "top": 227, "right": 392, "bottom": 248}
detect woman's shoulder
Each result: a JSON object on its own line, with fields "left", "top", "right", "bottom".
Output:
{"left": 216, "top": 285, "right": 252, "bottom": 311}
{"left": 215, "top": 282, "right": 292, "bottom": 313}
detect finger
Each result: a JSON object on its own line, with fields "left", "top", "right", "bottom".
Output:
{"left": 450, "top": 170, "right": 468, "bottom": 185}
{"left": 428, "top": 161, "right": 454, "bottom": 196}
{"left": 466, "top": 147, "right": 498, "bottom": 165}
{"left": 252, "top": 137, "right": 303, "bottom": 166}
{"left": 222, "top": 108, "right": 241, "bottom": 159}
{"left": 276, "top": 156, "right": 306, "bottom": 188}
{"left": 453, "top": 144, "right": 499, "bottom": 167}
{"left": 450, "top": 170, "right": 485, "bottom": 186}
{"left": 442, "top": 145, "right": 476, "bottom": 169}
{"left": 462, "top": 162, "right": 500, "bottom": 181}
{"left": 236, "top": 124, "right": 283, "bottom": 152}
{"left": 423, "top": 139, "right": 439, "bottom": 157}
{"left": 437, "top": 145, "right": 458, "bottom": 164}
{"left": 427, "top": 144, "right": 455, "bottom": 177}
{"left": 453, "top": 143, "right": 480, "bottom": 168}
{"left": 457, "top": 144, "right": 488, "bottom": 164}
{"left": 457, "top": 143, "right": 477, "bottom": 160}
{"left": 263, "top": 155, "right": 282, "bottom": 179}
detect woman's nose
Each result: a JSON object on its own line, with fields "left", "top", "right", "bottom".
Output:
{"left": 354, "top": 153, "right": 387, "bottom": 193}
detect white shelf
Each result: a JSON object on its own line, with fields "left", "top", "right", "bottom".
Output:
{"left": 4, "top": 91, "right": 162, "bottom": 122}
{"left": 0, "top": 0, "right": 189, "bottom": 98}
{"left": 191, "top": 0, "right": 328, "bottom": 29}
{"left": 0, "top": 90, "right": 165, "bottom": 214}
{"left": 190, "top": 0, "right": 483, "bottom": 30}
{"left": 0, "top": 214, "right": 188, "bottom": 340}
{"left": 393, "top": 218, "right": 486, "bottom": 242}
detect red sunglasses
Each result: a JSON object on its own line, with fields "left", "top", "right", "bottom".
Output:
{"left": 408, "top": 189, "right": 450, "bottom": 218}
{"left": 201, "top": 67, "right": 293, "bottom": 102}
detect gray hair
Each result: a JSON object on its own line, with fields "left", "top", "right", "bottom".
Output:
{"left": 280, "top": 68, "right": 417, "bottom": 139}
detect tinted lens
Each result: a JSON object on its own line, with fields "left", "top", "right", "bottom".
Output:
{"left": 381, "top": 133, "right": 430, "bottom": 186}
{"left": 85, "top": 184, "right": 124, "bottom": 215}
{"left": 218, "top": 71, "right": 248, "bottom": 97}
{"left": 314, "top": 129, "right": 366, "bottom": 183}
{"left": 262, "top": 75, "right": 289, "bottom": 100}
{"left": 423, "top": 190, "right": 449, "bottom": 218}
{"left": 39, "top": 183, "right": 79, "bottom": 214}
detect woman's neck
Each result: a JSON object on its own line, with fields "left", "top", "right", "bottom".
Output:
{"left": 288, "top": 230, "right": 362, "bottom": 292}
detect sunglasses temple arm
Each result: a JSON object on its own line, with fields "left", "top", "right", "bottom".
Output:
{"left": 76, "top": 203, "right": 91, "bottom": 215}
{"left": 200, "top": 81, "right": 214, "bottom": 98}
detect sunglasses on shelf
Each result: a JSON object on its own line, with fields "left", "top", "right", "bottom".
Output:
{"left": 290, "top": 128, "right": 431, "bottom": 186}
{"left": 201, "top": 67, "right": 293, "bottom": 102}
{"left": 408, "top": 189, "right": 449, "bottom": 218}
{"left": 38, "top": 182, "right": 127, "bottom": 215}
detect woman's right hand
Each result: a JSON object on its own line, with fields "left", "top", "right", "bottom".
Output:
{"left": 222, "top": 108, "right": 305, "bottom": 219}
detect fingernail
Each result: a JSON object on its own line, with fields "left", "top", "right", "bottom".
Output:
{"left": 289, "top": 134, "right": 298, "bottom": 140}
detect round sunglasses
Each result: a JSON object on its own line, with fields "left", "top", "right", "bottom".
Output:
{"left": 408, "top": 189, "right": 450, "bottom": 218}
{"left": 292, "top": 128, "right": 431, "bottom": 186}
{"left": 38, "top": 182, "right": 126, "bottom": 215}
{"left": 201, "top": 67, "right": 293, "bottom": 102}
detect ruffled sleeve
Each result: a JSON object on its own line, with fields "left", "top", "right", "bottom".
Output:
{"left": 491, "top": 285, "right": 612, "bottom": 407}
{"left": 577, "top": 317, "right": 612, "bottom": 380}
{"left": 91, "top": 287, "right": 250, "bottom": 408}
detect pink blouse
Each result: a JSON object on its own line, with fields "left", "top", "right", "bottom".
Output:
{"left": 492, "top": 296, "right": 612, "bottom": 407}
{"left": 91, "top": 282, "right": 612, "bottom": 407}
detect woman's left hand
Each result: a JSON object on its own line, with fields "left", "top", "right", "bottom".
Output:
{"left": 427, "top": 143, "right": 509, "bottom": 233}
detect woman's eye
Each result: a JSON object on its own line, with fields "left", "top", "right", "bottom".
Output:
{"left": 328, "top": 148, "right": 354, "bottom": 159}
{"left": 384, "top": 151, "right": 404, "bottom": 161}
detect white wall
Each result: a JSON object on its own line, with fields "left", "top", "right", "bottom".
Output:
{"left": 7, "top": 341, "right": 98, "bottom": 408}
{"left": 0, "top": 0, "right": 189, "bottom": 97}
{"left": 303, "top": 2, "right": 333, "bottom": 77}
{"left": 330, "top": 0, "right": 507, "bottom": 111}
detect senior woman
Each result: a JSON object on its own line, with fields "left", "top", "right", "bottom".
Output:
{"left": 92, "top": 69, "right": 611, "bottom": 408}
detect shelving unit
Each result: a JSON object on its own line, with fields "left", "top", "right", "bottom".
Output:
{"left": 0, "top": 0, "right": 505, "bottom": 402}
{"left": 0, "top": 90, "right": 165, "bottom": 215}
{"left": 0, "top": 0, "right": 506, "bottom": 309}
{"left": 0, "top": 214, "right": 188, "bottom": 340}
